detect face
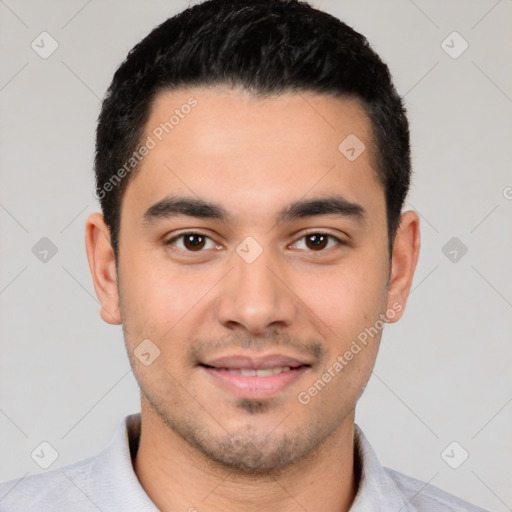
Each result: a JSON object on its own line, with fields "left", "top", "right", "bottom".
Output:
{"left": 86, "top": 86, "right": 419, "bottom": 473}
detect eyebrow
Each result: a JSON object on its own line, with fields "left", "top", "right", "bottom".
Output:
{"left": 142, "top": 194, "right": 366, "bottom": 226}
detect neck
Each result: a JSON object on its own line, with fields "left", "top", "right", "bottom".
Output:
{"left": 133, "top": 400, "right": 358, "bottom": 512}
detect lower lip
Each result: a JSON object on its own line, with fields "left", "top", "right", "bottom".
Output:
{"left": 201, "top": 366, "right": 309, "bottom": 399}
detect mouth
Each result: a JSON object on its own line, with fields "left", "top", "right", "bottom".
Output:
{"left": 198, "top": 354, "right": 312, "bottom": 399}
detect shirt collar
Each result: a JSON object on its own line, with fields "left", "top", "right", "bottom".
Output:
{"left": 85, "top": 413, "right": 159, "bottom": 510}
{"left": 350, "top": 424, "right": 416, "bottom": 511}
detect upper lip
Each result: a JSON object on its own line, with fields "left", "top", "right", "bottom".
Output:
{"left": 200, "top": 353, "right": 312, "bottom": 370}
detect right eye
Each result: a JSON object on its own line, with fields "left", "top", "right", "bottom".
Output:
{"left": 164, "top": 232, "right": 219, "bottom": 253}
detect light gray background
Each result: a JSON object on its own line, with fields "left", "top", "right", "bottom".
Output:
{"left": 0, "top": 0, "right": 511, "bottom": 510}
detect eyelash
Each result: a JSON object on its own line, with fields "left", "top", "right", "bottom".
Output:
{"left": 164, "top": 231, "right": 345, "bottom": 255}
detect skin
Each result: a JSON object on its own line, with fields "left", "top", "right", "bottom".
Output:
{"left": 85, "top": 86, "right": 420, "bottom": 512}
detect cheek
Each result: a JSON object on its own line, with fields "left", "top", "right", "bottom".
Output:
{"left": 295, "top": 259, "right": 389, "bottom": 342}
{"left": 118, "top": 253, "right": 198, "bottom": 339}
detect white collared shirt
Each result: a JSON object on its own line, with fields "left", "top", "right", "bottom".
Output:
{"left": 0, "top": 413, "right": 488, "bottom": 511}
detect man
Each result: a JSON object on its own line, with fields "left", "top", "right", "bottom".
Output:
{"left": 0, "top": 0, "right": 488, "bottom": 510}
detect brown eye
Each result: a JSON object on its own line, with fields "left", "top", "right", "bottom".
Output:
{"left": 166, "top": 233, "right": 216, "bottom": 252}
{"left": 182, "top": 234, "right": 206, "bottom": 251}
{"left": 291, "top": 233, "right": 343, "bottom": 252}
{"left": 305, "top": 233, "right": 329, "bottom": 250}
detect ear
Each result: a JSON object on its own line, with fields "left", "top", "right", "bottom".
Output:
{"left": 385, "top": 210, "right": 420, "bottom": 323}
{"left": 85, "top": 213, "right": 122, "bottom": 325}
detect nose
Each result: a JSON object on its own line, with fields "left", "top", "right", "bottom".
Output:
{"left": 215, "top": 244, "right": 298, "bottom": 336}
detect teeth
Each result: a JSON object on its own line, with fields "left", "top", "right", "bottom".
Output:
{"left": 227, "top": 366, "right": 292, "bottom": 376}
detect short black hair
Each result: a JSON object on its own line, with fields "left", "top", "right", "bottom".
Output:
{"left": 95, "top": 0, "right": 411, "bottom": 259}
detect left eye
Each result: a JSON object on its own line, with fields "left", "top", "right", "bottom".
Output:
{"left": 291, "top": 233, "right": 342, "bottom": 252}
{"left": 165, "top": 232, "right": 342, "bottom": 253}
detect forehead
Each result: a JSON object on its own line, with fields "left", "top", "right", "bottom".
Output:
{"left": 147, "top": 86, "right": 374, "bottom": 164}
{"left": 122, "top": 86, "right": 383, "bottom": 224}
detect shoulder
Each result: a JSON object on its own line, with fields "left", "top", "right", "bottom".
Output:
{"left": 384, "top": 467, "right": 490, "bottom": 512}
{"left": 0, "top": 455, "right": 97, "bottom": 512}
